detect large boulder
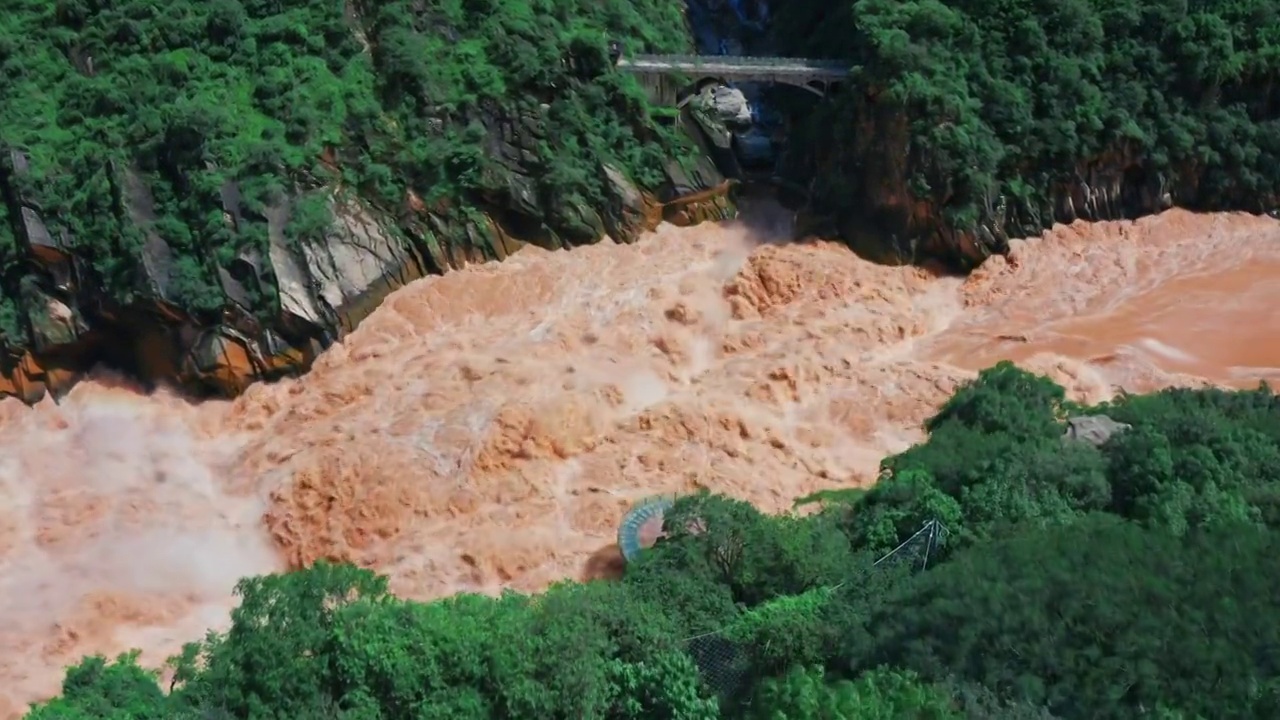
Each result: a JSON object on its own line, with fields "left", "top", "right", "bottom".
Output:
{"left": 601, "top": 164, "right": 661, "bottom": 242}
{"left": 295, "top": 192, "right": 426, "bottom": 333}
{"left": 702, "top": 85, "right": 754, "bottom": 128}
{"left": 1062, "top": 415, "right": 1132, "bottom": 447}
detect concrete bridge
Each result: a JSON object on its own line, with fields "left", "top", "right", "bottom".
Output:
{"left": 615, "top": 54, "right": 850, "bottom": 106}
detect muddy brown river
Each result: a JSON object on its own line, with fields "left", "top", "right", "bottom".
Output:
{"left": 0, "top": 206, "right": 1276, "bottom": 717}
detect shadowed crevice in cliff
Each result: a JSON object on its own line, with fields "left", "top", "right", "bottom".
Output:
{"left": 731, "top": 189, "right": 967, "bottom": 286}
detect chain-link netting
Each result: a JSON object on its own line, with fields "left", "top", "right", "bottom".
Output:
{"left": 680, "top": 519, "right": 950, "bottom": 698}
{"left": 685, "top": 631, "right": 754, "bottom": 700}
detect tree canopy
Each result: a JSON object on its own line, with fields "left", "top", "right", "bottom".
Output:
{"left": 772, "top": 0, "right": 1280, "bottom": 264}
{"left": 0, "top": 0, "right": 692, "bottom": 340}
{"left": 26, "top": 363, "right": 1280, "bottom": 719}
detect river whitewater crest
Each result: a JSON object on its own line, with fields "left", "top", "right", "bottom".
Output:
{"left": 0, "top": 204, "right": 1277, "bottom": 716}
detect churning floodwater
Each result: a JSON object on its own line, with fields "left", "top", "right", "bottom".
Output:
{"left": 0, "top": 204, "right": 1277, "bottom": 716}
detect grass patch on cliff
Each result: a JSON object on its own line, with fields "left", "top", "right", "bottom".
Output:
{"left": 0, "top": 0, "right": 691, "bottom": 343}
{"left": 772, "top": 0, "right": 1280, "bottom": 263}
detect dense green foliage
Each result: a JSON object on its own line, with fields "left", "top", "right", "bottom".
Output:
{"left": 861, "top": 514, "right": 1280, "bottom": 718}
{"left": 774, "top": 0, "right": 1280, "bottom": 253}
{"left": 0, "top": 0, "right": 690, "bottom": 335}
{"left": 27, "top": 362, "right": 1280, "bottom": 719}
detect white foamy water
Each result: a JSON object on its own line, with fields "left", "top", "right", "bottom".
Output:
{"left": 1, "top": 205, "right": 1278, "bottom": 717}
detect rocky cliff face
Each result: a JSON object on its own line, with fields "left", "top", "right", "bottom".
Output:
{"left": 0, "top": 139, "right": 734, "bottom": 404}
{"left": 764, "top": 0, "right": 1280, "bottom": 270}
{"left": 0, "top": 0, "right": 754, "bottom": 404}
{"left": 783, "top": 94, "right": 1280, "bottom": 269}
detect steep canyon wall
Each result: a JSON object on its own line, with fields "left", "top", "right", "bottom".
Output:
{"left": 0, "top": 0, "right": 737, "bottom": 403}
{"left": 769, "top": 0, "right": 1280, "bottom": 267}
{"left": 6, "top": 0, "right": 1280, "bottom": 404}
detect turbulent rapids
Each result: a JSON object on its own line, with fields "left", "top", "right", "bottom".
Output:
{"left": 0, "top": 204, "right": 1278, "bottom": 717}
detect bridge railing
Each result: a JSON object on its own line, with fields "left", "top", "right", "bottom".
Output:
{"left": 620, "top": 54, "right": 850, "bottom": 72}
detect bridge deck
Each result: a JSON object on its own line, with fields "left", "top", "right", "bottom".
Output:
{"left": 617, "top": 54, "right": 849, "bottom": 81}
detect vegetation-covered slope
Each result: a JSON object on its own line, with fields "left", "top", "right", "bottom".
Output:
{"left": 7, "top": 0, "right": 1279, "bottom": 400}
{"left": 771, "top": 0, "right": 1280, "bottom": 266}
{"left": 27, "top": 364, "right": 1280, "bottom": 719}
{"left": 0, "top": 0, "right": 713, "bottom": 400}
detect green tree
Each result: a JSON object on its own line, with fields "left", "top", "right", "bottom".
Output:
{"left": 840, "top": 367, "right": 1280, "bottom": 556}
{"left": 24, "top": 652, "right": 173, "bottom": 720}
{"left": 172, "top": 561, "right": 389, "bottom": 719}
{"left": 1099, "top": 385, "right": 1280, "bottom": 531}
{"left": 771, "top": 0, "right": 1280, "bottom": 266}
{"left": 748, "top": 665, "right": 963, "bottom": 719}
{"left": 634, "top": 491, "right": 856, "bottom": 609}
{"left": 850, "top": 515, "right": 1280, "bottom": 719}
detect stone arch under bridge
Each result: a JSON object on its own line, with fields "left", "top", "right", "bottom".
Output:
{"left": 675, "top": 75, "right": 836, "bottom": 108}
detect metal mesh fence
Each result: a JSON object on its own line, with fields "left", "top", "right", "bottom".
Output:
{"left": 686, "top": 632, "right": 754, "bottom": 701}
{"left": 681, "top": 519, "right": 950, "bottom": 698}
{"left": 870, "top": 518, "right": 950, "bottom": 573}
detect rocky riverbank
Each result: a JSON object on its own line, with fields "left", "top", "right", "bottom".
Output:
{"left": 0, "top": 150, "right": 736, "bottom": 403}
{"left": 0, "top": 0, "right": 743, "bottom": 403}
